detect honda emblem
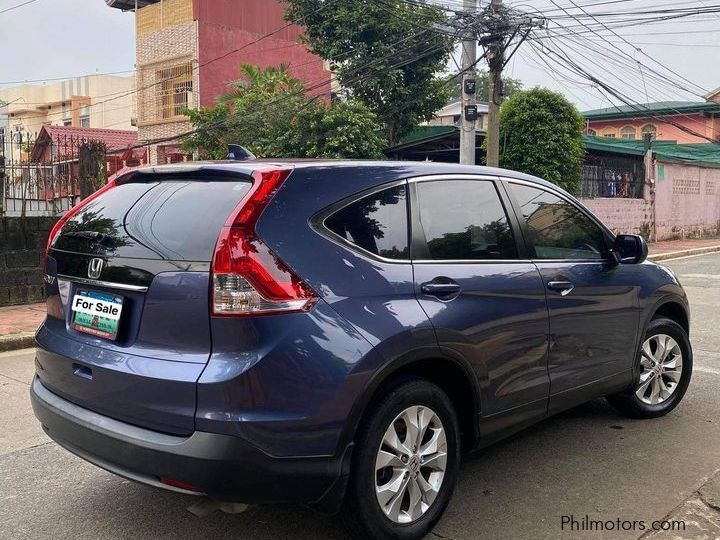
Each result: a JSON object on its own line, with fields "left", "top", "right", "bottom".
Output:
{"left": 87, "top": 258, "right": 104, "bottom": 280}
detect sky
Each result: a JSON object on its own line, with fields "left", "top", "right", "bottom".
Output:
{"left": 0, "top": 0, "right": 136, "bottom": 86}
{"left": 505, "top": 0, "right": 720, "bottom": 110}
{"left": 0, "top": 0, "right": 718, "bottom": 112}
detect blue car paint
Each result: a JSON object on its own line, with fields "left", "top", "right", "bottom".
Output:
{"left": 37, "top": 271, "right": 214, "bottom": 434}
{"left": 197, "top": 299, "right": 381, "bottom": 457}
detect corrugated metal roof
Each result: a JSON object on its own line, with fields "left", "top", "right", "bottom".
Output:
{"left": 584, "top": 135, "right": 720, "bottom": 169}
{"left": 399, "top": 125, "right": 459, "bottom": 145}
{"left": 582, "top": 101, "right": 720, "bottom": 120}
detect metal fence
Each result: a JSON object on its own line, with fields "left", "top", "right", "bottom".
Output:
{"left": 581, "top": 153, "right": 645, "bottom": 199}
{"left": 0, "top": 131, "right": 119, "bottom": 217}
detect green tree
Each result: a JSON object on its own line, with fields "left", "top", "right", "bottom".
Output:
{"left": 445, "top": 71, "right": 523, "bottom": 104}
{"left": 285, "top": 0, "right": 454, "bottom": 145}
{"left": 183, "top": 105, "right": 233, "bottom": 160}
{"left": 499, "top": 88, "right": 585, "bottom": 195}
{"left": 294, "top": 101, "right": 386, "bottom": 158}
{"left": 183, "top": 64, "right": 385, "bottom": 159}
{"left": 183, "top": 64, "right": 306, "bottom": 159}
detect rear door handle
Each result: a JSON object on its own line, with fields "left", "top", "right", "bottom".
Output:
{"left": 547, "top": 280, "right": 574, "bottom": 296}
{"left": 421, "top": 281, "right": 462, "bottom": 300}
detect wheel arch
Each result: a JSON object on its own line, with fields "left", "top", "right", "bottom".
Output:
{"left": 652, "top": 299, "right": 689, "bottom": 334}
{"left": 630, "top": 296, "right": 691, "bottom": 383}
{"left": 339, "top": 353, "right": 481, "bottom": 455}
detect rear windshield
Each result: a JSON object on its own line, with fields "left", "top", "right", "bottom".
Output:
{"left": 54, "top": 178, "right": 252, "bottom": 261}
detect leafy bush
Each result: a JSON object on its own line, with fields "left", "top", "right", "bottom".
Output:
{"left": 500, "top": 88, "right": 585, "bottom": 195}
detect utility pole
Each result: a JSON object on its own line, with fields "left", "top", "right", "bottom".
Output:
{"left": 486, "top": 0, "right": 504, "bottom": 168}
{"left": 644, "top": 132, "right": 656, "bottom": 242}
{"left": 459, "top": 0, "right": 478, "bottom": 166}
{"left": 454, "top": 1, "right": 544, "bottom": 167}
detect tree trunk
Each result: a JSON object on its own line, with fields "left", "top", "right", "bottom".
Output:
{"left": 79, "top": 142, "right": 107, "bottom": 199}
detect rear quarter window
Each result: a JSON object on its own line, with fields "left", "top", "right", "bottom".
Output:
{"left": 324, "top": 184, "right": 409, "bottom": 260}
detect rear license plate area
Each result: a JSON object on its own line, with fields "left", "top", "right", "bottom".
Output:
{"left": 71, "top": 289, "right": 124, "bottom": 340}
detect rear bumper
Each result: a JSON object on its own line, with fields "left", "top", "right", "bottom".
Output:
{"left": 30, "top": 375, "right": 350, "bottom": 509}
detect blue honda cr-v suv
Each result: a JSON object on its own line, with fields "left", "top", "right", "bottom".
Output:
{"left": 31, "top": 161, "right": 692, "bottom": 540}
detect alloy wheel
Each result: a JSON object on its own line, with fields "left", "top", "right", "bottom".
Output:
{"left": 636, "top": 333, "right": 683, "bottom": 405}
{"left": 374, "top": 405, "right": 447, "bottom": 524}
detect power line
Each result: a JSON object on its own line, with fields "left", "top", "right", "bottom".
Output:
{"left": 519, "top": 47, "right": 598, "bottom": 108}
{"left": 532, "top": 27, "right": 715, "bottom": 130}
{"left": 542, "top": 0, "right": 709, "bottom": 97}
{"left": 515, "top": 0, "right": 720, "bottom": 17}
{"left": 15, "top": 0, "right": 336, "bottom": 123}
{"left": 531, "top": 35, "right": 719, "bottom": 144}
{"left": 0, "top": 70, "right": 135, "bottom": 87}
{"left": 0, "top": 0, "right": 40, "bottom": 16}
{"left": 119, "top": 27, "right": 455, "bottom": 153}
{"left": 14, "top": 27, "right": 444, "bottom": 144}
{"left": 0, "top": 34, "right": 333, "bottom": 87}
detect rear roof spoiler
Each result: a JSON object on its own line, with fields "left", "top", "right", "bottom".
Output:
{"left": 112, "top": 162, "right": 291, "bottom": 185}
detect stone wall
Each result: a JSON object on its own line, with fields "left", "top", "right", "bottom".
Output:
{"left": 0, "top": 217, "right": 57, "bottom": 306}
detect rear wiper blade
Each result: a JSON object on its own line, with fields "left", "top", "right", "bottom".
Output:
{"left": 63, "top": 231, "right": 107, "bottom": 240}
{"left": 63, "top": 231, "right": 117, "bottom": 246}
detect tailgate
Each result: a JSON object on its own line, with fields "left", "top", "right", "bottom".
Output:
{"left": 37, "top": 174, "right": 252, "bottom": 435}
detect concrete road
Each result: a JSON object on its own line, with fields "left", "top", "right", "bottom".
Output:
{"left": 2, "top": 253, "right": 720, "bottom": 540}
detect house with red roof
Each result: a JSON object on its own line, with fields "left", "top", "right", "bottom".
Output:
{"left": 582, "top": 100, "right": 720, "bottom": 144}
{"left": 3, "top": 125, "right": 148, "bottom": 216}
{"left": 30, "top": 125, "right": 147, "bottom": 174}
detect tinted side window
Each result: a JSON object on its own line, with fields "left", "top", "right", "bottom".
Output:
{"left": 325, "top": 184, "right": 409, "bottom": 260}
{"left": 509, "top": 183, "right": 608, "bottom": 260}
{"left": 416, "top": 180, "right": 517, "bottom": 260}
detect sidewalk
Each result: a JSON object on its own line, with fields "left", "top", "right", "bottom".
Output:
{"left": 648, "top": 237, "right": 720, "bottom": 260}
{"left": 0, "top": 303, "right": 44, "bottom": 352}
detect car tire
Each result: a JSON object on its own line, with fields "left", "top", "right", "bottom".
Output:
{"left": 340, "top": 378, "right": 461, "bottom": 540}
{"left": 607, "top": 317, "right": 692, "bottom": 419}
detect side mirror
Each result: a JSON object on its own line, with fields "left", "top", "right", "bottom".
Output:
{"left": 611, "top": 234, "right": 648, "bottom": 264}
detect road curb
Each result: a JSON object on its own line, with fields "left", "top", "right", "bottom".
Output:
{"left": 649, "top": 244, "right": 720, "bottom": 262}
{"left": 0, "top": 332, "right": 36, "bottom": 353}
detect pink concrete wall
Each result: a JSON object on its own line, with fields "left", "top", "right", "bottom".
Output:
{"left": 587, "top": 114, "right": 717, "bottom": 144}
{"left": 654, "top": 162, "right": 720, "bottom": 239}
{"left": 582, "top": 197, "right": 652, "bottom": 237}
{"left": 581, "top": 161, "right": 720, "bottom": 240}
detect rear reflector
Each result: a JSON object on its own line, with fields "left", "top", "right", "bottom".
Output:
{"left": 158, "top": 477, "right": 203, "bottom": 492}
{"left": 211, "top": 168, "right": 317, "bottom": 316}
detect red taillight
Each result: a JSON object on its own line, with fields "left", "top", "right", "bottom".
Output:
{"left": 44, "top": 180, "right": 117, "bottom": 269}
{"left": 211, "top": 167, "right": 317, "bottom": 316}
